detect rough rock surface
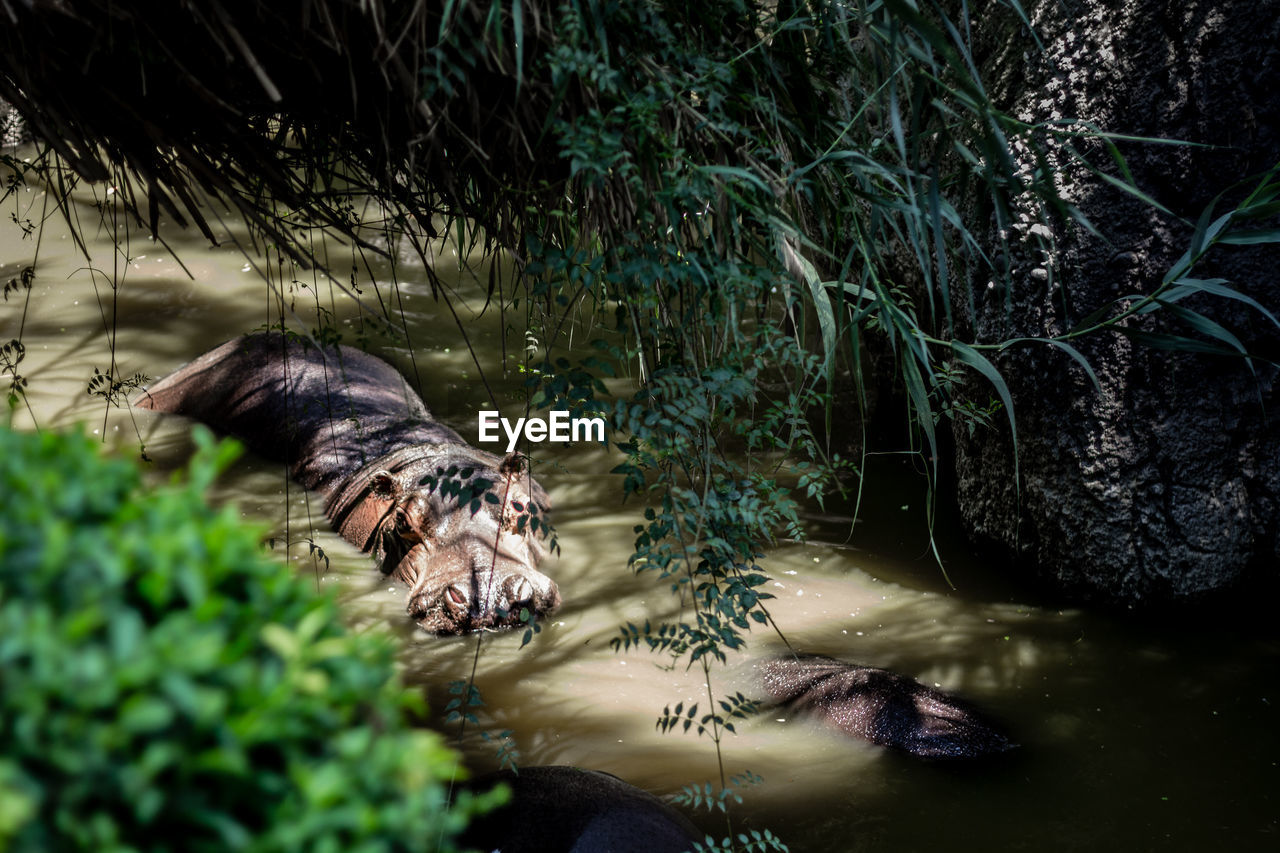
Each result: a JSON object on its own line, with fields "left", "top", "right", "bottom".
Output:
{"left": 955, "top": 0, "right": 1280, "bottom": 605}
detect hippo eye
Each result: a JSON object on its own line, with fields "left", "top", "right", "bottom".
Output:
{"left": 394, "top": 501, "right": 432, "bottom": 543}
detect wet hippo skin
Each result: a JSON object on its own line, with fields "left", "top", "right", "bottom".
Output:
{"left": 760, "top": 655, "right": 1015, "bottom": 759}
{"left": 138, "top": 331, "right": 560, "bottom": 634}
{"left": 460, "top": 766, "right": 702, "bottom": 853}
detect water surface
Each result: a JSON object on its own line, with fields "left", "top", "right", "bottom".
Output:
{"left": 2, "top": 174, "right": 1275, "bottom": 852}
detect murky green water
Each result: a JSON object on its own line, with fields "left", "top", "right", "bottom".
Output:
{"left": 2, "top": 169, "right": 1276, "bottom": 852}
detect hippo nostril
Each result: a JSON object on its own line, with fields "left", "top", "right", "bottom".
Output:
{"left": 444, "top": 584, "right": 468, "bottom": 614}
{"left": 506, "top": 577, "right": 535, "bottom": 607}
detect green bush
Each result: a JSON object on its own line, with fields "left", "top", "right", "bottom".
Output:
{"left": 0, "top": 425, "right": 498, "bottom": 852}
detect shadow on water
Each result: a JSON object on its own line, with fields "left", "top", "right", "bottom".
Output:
{"left": 2, "top": 182, "right": 1277, "bottom": 852}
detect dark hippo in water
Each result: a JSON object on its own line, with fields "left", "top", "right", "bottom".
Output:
{"left": 460, "top": 766, "right": 702, "bottom": 853}
{"left": 138, "top": 331, "right": 560, "bottom": 634}
{"left": 760, "top": 655, "right": 1015, "bottom": 759}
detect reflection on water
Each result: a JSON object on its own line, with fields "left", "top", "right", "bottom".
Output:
{"left": 2, "top": 176, "right": 1277, "bottom": 852}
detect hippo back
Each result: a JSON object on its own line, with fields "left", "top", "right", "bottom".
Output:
{"left": 138, "top": 332, "right": 461, "bottom": 494}
{"left": 461, "top": 766, "right": 702, "bottom": 853}
{"left": 139, "top": 331, "right": 562, "bottom": 635}
{"left": 760, "top": 654, "right": 1015, "bottom": 759}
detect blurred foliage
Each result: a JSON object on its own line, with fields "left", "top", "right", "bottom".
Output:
{"left": 0, "top": 425, "right": 500, "bottom": 852}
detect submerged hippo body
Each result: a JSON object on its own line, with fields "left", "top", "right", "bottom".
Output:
{"left": 460, "top": 766, "right": 702, "bottom": 853}
{"left": 761, "top": 655, "right": 1015, "bottom": 759}
{"left": 138, "top": 332, "right": 560, "bottom": 634}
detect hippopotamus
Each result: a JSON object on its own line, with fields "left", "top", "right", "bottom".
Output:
{"left": 459, "top": 766, "right": 702, "bottom": 853}
{"left": 138, "top": 331, "right": 560, "bottom": 634}
{"left": 759, "top": 655, "right": 1015, "bottom": 759}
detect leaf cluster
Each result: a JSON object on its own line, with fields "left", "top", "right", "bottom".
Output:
{"left": 656, "top": 694, "right": 760, "bottom": 738}
{"left": 673, "top": 770, "right": 766, "bottom": 815}
{"left": 691, "top": 828, "right": 790, "bottom": 853}
{"left": 87, "top": 366, "right": 150, "bottom": 408}
{"left": 417, "top": 464, "right": 556, "bottom": 552}
{"left": 2, "top": 337, "right": 26, "bottom": 412}
{"left": 0, "top": 425, "right": 496, "bottom": 852}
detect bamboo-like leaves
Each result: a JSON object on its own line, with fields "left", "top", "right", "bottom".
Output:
{"left": 1001, "top": 337, "right": 1101, "bottom": 393}
{"left": 1162, "top": 278, "right": 1280, "bottom": 332}
{"left": 1067, "top": 166, "right": 1280, "bottom": 354}
{"left": 951, "top": 341, "right": 1017, "bottom": 482}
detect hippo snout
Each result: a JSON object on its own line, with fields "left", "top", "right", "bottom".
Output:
{"left": 407, "top": 563, "right": 560, "bottom": 635}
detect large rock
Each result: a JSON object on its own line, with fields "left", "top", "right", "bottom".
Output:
{"left": 954, "top": 0, "right": 1280, "bottom": 605}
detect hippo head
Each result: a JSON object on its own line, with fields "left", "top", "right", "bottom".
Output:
{"left": 336, "top": 449, "right": 560, "bottom": 635}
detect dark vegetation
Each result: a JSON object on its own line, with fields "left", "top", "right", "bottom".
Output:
{"left": 2, "top": 1, "right": 1279, "bottom": 849}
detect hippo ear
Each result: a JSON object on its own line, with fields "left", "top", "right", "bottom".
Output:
{"left": 499, "top": 452, "right": 527, "bottom": 477}
{"left": 369, "top": 470, "right": 401, "bottom": 500}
